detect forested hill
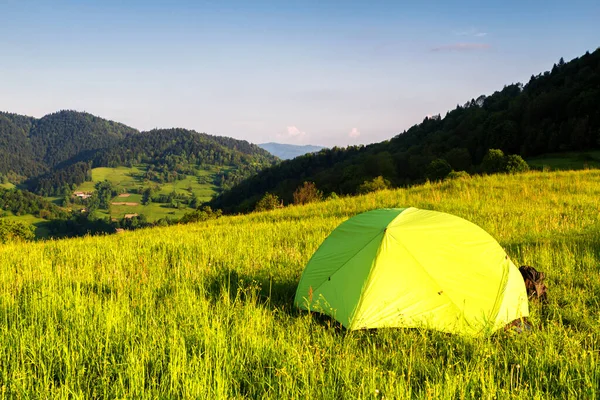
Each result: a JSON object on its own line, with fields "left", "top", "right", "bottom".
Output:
{"left": 210, "top": 47, "right": 600, "bottom": 213}
{"left": 92, "top": 128, "right": 274, "bottom": 167}
{"left": 0, "top": 110, "right": 278, "bottom": 195}
{"left": 0, "top": 110, "right": 137, "bottom": 180}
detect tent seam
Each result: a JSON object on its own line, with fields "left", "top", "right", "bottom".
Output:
{"left": 350, "top": 209, "right": 413, "bottom": 329}
{"left": 294, "top": 208, "right": 405, "bottom": 308}
{"left": 310, "top": 230, "right": 388, "bottom": 295}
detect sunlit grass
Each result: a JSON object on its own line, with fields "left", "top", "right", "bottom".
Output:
{"left": 1, "top": 169, "right": 599, "bottom": 398}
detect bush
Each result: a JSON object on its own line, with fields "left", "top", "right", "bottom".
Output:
{"left": 0, "top": 220, "right": 35, "bottom": 243}
{"left": 180, "top": 206, "right": 223, "bottom": 224}
{"left": 480, "top": 149, "right": 507, "bottom": 174}
{"left": 255, "top": 193, "right": 282, "bottom": 212}
{"left": 506, "top": 154, "right": 530, "bottom": 173}
{"left": 480, "top": 149, "right": 529, "bottom": 174}
{"left": 446, "top": 170, "right": 471, "bottom": 180}
{"left": 293, "top": 182, "right": 323, "bottom": 205}
{"left": 425, "top": 159, "right": 452, "bottom": 181}
{"left": 358, "top": 176, "right": 391, "bottom": 194}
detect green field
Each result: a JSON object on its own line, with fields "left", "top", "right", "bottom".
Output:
{"left": 77, "top": 166, "right": 145, "bottom": 192}
{"left": 95, "top": 201, "right": 184, "bottom": 222}
{"left": 1, "top": 212, "right": 52, "bottom": 238}
{"left": 1, "top": 169, "right": 599, "bottom": 397}
{"left": 74, "top": 165, "right": 220, "bottom": 221}
{"left": 527, "top": 150, "right": 600, "bottom": 170}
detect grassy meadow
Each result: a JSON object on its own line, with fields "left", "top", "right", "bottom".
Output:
{"left": 74, "top": 165, "right": 219, "bottom": 221}
{"left": 1, "top": 170, "right": 600, "bottom": 398}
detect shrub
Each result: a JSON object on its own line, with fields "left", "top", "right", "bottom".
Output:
{"left": 425, "top": 159, "right": 452, "bottom": 181}
{"left": 358, "top": 176, "right": 391, "bottom": 194}
{"left": 447, "top": 170, "right": 471, "bottom": 180}
{"left": 255, "top": 193, "right": 282, "bottom": 212}
{"left": 506, "top": 154, "right": 530, "bottom": 173}
{"left": 180, "top": 206, "right": 223, "bottom": 224}
{"left": 480, "top": 149, "right": 529, "bottom": 174}
{"left": 0, "top": 220, "right": 35, "bottom": 243}
{"left": 293, "top": 182, "right": 323, "bottom": 205}
{"left": 480, "top": 149, "right": 507, "bottom": 174}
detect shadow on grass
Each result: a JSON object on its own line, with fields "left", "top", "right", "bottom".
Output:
{"left": 200, "top": 268, "right": 298, "bottom": 312}
{"left": 197, "top": 266, "right": 547, "bottom": 336}
{"left": 32, "top": 220, "right": 52, "bottom": 239}
{"left": 196, "top": 267, "right": 351, "bottom": 332}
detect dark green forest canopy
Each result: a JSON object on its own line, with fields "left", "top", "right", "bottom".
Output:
{"left": 91, "top": 128, "right": 274, "bottom": 168}
{"left": 209, "top": 48, "right": 600, "bottom": 213}
{"left": 0, "top": 110, "right": 136, "bottom": 180}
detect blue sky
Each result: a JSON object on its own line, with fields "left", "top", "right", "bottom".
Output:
{"left": 1, "top": 0, "right": 598, "bottom": 146}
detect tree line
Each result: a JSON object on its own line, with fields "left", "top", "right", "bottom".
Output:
{"left": 0, "top": 188, "right": 68, "bottom": 220}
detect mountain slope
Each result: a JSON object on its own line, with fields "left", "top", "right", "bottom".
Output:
{"left": 210, "top": 48, "right": 600, "bottom": 212}
{"left": 29, "top": 110, "right": 138, "bottom": 168}
{"left": 0, "top": 114, "right": 43, "bottom": 179}
{"left": 258, "top": 143, "right": 325, "bottom": 160}
{"left": 0, "top": 110, "right": 278, "bottom": 195}
{"left": 0, "top": 110, "right": 138, "bottom": 179}
{"left": 93, "top": 128, "right": 274, "bottom": 167}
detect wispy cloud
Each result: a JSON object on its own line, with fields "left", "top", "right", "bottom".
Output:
{"left": 349, "top": 127, "right": 361, "bottom": 138}
{"left": 431, "top": 43, "right": 491, "bottom": 52}
{"left": 454, "top": 28, "right": 488, "bottom": 37}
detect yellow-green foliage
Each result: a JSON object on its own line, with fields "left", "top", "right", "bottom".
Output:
{"left": 1, "top": 170, "right": 599, "bottom": 398}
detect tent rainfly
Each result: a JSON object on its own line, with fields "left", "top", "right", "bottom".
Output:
{"left": 294, "top": 207, "right": 529, "bottom": 336}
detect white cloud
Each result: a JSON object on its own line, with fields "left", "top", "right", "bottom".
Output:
{"left": 286, "top": 126, "right": 305, "bottom": 138}
{"left": 349, "top": 127, "right": 361, "bottom": 138}
{"left": 276, "top": 125, "right": 306, "bottom": 141}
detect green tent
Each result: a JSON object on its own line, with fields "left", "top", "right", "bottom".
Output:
{"left": 294, "top": 207, "right": 529, "bottom": 335}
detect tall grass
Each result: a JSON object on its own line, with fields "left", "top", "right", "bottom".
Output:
{"left": 1, "top": 170, "right": 599, "bottom": 398}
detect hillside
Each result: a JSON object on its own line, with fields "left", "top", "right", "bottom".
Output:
{"left": 210, "top": 48, "right": 600, "bottom": 212}
{"left": 0, "top": 110, "right": 136, "bottom": 180}
{"left": 30, "top": 128, "right": 276, "bottom": 196}
{"left": 72, "top": 165, "right": 220, "bottom": 222}
{"left": 0, "top": 110, "right": 277, "bottom": 197}
{"left": 258, "top": 142, "right": 325, "bottom": 160}
{"left": 1, "top": 169, "right": 599, "bottom": 397}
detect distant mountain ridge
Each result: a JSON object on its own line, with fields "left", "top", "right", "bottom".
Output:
{"left": 258, "top": 143, "right": 325, "bottom": 160}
